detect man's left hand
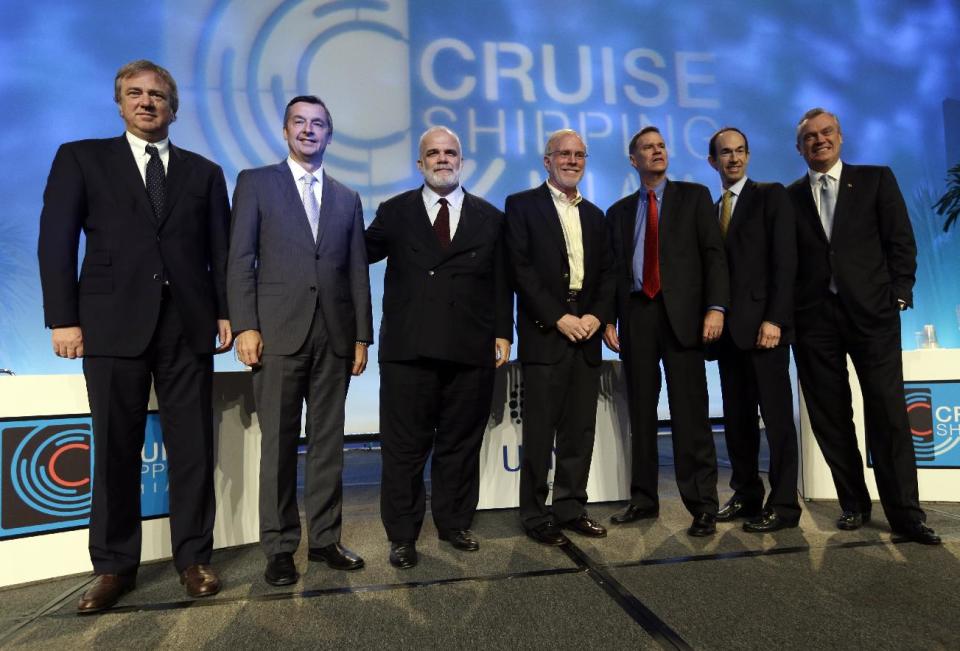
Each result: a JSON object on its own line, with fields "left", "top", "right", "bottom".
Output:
{"left": 352, "top": 343, "right": 368, "bottom": 376}
{"left": 580, "top": 314, "right": 601, "bottom": 340}
{"left": 702, "top": 309, "right": 724, "bottom": 343}
{"left": 755, "top": 321, "right": 781, "bottom": 349}
{"left": 215, "top": 319, "right": 233, "bottom": 354}
{"left": 495, "top": 338, "right": 511, "bottom": 368}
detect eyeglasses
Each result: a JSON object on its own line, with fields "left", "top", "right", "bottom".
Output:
{"left": 547, "top": 150, "right": 588, "bottom": 161}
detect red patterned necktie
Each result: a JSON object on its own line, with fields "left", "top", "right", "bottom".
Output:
{"left": 641, "top": 189, "right": 660, "bottom": 298}
{"left": 434, "top": 197, "right": 451, "bottom": 248}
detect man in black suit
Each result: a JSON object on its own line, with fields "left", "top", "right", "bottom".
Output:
{"left": 605, "top": 126, "right": 728, "bottom": 537}
{"left": 505, "top": 129, "right": 615, "bottom": 546}
{"left": 787, "top": 107, "right": 939, "bottom": 544}
{"left": 229, "top": 96, "right": 373, "bottom": 585}
{"left": 366, "top": 126, "right": 512, "bottom": 568}
{"left": 706, "top": 127, "right": 801, "bottom": 532}
{"left": 38, "top": 60, "right": 231, "bottom": 613}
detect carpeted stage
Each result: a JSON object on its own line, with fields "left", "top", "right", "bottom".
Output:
{"left": 2, "top": 435, "right": 958, "bottom": 650}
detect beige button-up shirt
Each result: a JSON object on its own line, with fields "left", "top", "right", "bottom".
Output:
{"left": 547, "top": 180, "right": 584, "bottom": 291}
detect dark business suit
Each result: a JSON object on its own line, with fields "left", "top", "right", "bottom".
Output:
{"left": 787, "top": 163, "right": 922, "bottom": 528}
{"left": 228, "top": 162, "right": 372, "bottom": 554}
{"left": 366, "top": 187, "right": 512, "bottom": 541}
{"left": 38, "top": 135, "right": 230, "bottom": 575}
{"left": 505, "top": 183, "right": 614, "bottom": 528}
{"left": 710, "top": 180, "right": 800, "bottom": 520}
{"left": 606, "top": 181, "right": 728, "bottom": 516}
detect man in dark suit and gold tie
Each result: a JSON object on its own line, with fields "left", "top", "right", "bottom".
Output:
{"left": 38, "top": 60, "right": 232, "bottom": 613}
{"left": 228, "top": 95, "right": 374, "bottom": 585}
{"left": 366, "top": 126, "right": 513, "bottom": 568}
{"left": 787, "top": 108, "right": 939, "bottom": 544}
{"left": 605, "top": 126, "right": 728, "bottom": 537}
{"left": 706, "top": 127, "right": 801, "bottom": 532}
{"left": 505, "top": 129, "right": 615, "bottom": 546}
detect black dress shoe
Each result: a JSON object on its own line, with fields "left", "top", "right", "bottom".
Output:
{"left": 687, "top": 513, "right": 717, "bottom": 537}
{"left": 77, "top": 574, "right": 136, "bottom": 614}
{"left": 525, "top": 522, "right": 570, "bottom": 546}
{"left": 389, "top": 541, "right": 418, "bottom": 569}
{"left": 716, "top": 497, "right": 762, "bottom": 522}
{"left": 610, "top": 504, "right": 659, "bottom": 525}
{"left": 893, "top": 522, "right": 942, "bottom": 545}
{"left": 439, "top": 529, "right": 480, "bottom": 551}
{"left": 562, "top": 514, "right": 607, "bottom": 538}
{"left": 836, "top": 511, "right": 870, "bottom": 531}
{"left": 743, "top": 510, "right": 799, "bottom": 533}
{"left": 308, "top": 542, "right": 365, "bottom": 570}
{"left": 264, "top": 552, "right": 299, "bottom": 586}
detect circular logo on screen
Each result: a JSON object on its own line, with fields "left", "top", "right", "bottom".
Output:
{"left": 10, "top": 423, "right": 92, "bottom": 520}
{"left": 193, "top": 0, "right": 413, "bottom": 194}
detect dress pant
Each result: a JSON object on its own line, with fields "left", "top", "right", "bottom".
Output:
{"left": 83, "top": 294, "right": 215, "bottom": 575}
{"left": 793, "top": 293, "right": 923, "bottom": 528}
{"left": 622, "top": 292, "right": 718, "bottom": 517}
{"left": 254, "top": 305, "right": 352, "bottom": 556}
{"left": 519, "top": 299, "right": 602, "bottom": 529}
{"left": 716, "top": 334, "right": 800, "bottom": 520}
{"left": 379, "top": 359, "right": 494, "bottom": 542}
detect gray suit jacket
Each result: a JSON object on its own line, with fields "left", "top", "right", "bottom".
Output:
{"left": 227, "top": 161, "right": 372, "bottom": 357}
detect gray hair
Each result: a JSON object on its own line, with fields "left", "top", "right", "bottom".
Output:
{"left": 796, "top": 107, "right": 841, "bottom": 143}
{"left": 543, "top": 129, "right": 585, "bottom": 157}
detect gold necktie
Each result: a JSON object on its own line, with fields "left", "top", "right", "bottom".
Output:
{"left": 719, "top": 190, "right": 733, "bottom": 237}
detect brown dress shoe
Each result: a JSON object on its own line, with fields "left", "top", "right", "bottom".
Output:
{"left": 180, "top": 564, "right": 222, "bottom": 598}
{"left": 76, "top": 574, "right": 136, "bottom": 614}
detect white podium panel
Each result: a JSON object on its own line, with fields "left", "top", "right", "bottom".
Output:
{"left": 0, "top": 373, "right": 260, "bottom": 587}
{"left": 478, "top": 362, "right": 631, "bottom": 509}
{"left": 799, "top": 349, "right": 960, "bottom": 502}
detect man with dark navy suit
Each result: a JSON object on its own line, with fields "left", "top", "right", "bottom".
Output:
{"left": 365, "top": 127, "right": 512, "bottom": 568}
{"left": 605, "top": 126, "right": 728, "bottom": 537}
{"left": 787, "top": 107, "right": 939, "bottom": 544}
{"left": 706, "top": 127, "right": 801, "bottom": 532}
{"left": 228, "top": 95, "right": 374, "bottom": 585}
{"left": 38, "top": 60, "right": 231, "bottom": 613}
{"left": 505, "top": 129, "right": 615, "bottom": 546}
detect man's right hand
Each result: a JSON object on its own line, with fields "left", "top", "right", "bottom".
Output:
{"left": 52, "top": 327, "right": 84, "bottom": 359}
{"left": 603, "top": 324, "right": 620, "bottom": 353}
{"left": 556, "top": 314, "right": 588, "bottom": 342}
{"left": 235, "top": 330, "right": 264, "bottom": 367}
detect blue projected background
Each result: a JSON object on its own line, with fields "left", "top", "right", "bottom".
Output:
{"left": 2, "top": 0, "right": 959, "bottom": 432}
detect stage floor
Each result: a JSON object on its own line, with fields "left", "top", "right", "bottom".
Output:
{"left": 2, "top": 435, "right": 959, "bottom": 650}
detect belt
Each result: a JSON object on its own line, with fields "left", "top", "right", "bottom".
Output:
{"left": 566, "top": 289, "right": 581, "bottom": 302}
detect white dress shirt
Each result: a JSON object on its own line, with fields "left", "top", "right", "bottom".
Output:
{"left": 287, "top": 158, "right": 324, "bottom": 209}
{"left": 547, "top": 180, "right": 585, "bottom": 291}
{"left": 422, "top": 184, "right": 465, "bottom": 238}
{"left": 126, "top": 131, "right": 169, "bottom": 184}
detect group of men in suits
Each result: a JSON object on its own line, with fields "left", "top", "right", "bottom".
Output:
{"left": 37, "top": 58, "right": 940, "bottom": 615}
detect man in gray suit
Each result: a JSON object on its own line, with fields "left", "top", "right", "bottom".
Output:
{"left": 228, "top": 95, "right": 373, "bottom": 585}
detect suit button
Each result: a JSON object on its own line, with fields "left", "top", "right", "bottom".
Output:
{"left": 152, "top": 273, "right": 161, "bottom": 281}
{"left": 470, "top": 252, "right": 477, "bottom": 258}
{"left": 315, "top": 254, "right": 320, "bottom": 260}
{"left": 309, "top": 286, "right": 317, "bottom": 292}
{"left": 562, "top": 273, "right": 569, "bottom": 279}
{"left": 428, "top": 270, "right": 435, "bottom": 276}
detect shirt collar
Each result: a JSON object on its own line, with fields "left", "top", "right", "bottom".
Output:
{"left": 126, "top": 131, "right": 169, "bottom": 157}
{"left": 546, "top": 180, "right": 582, "bottom": 206}
{"left": 422, "top": 183, "right": 464, "bottom": 209}
{"left": 287, "top": 157, "right": 323, "bottom": 184}
{"left": 726, "top": 176, "right": 748, "bottom": 197}
{"left": 641, "top": 178, "right": 667, "bottom": 202}
{"left": 807, "top": 159, "right": 843, "bottom": 184}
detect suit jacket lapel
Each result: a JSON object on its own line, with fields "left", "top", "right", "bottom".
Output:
{"left": 727, "top": 179, "right": 754, "bottom": 241}
{"left": 315, "top": 171, "right": 337, "bottom": 248}
{"left": 660, "top": 181, "right": 677, "bottom": 240}
{"left": 796, "top": 175, "right": 828, "bottom": 243}
{"left": 160, "top": 144, "right": 190, "bottom": 227}
{"left": 536, "top": 183, "right": 569, "bottom": 257}
{"left": 108, "top": 136, "right": 155, "bottom": 227}
{"left": 274, "top": 162, "right": 317, "bottom": 245}
{"left": 447, "top": 191, "right": 487, "bottom": 255}
{"left": 408, "top": 188, "right": 446, "bottom": 257}
{"left": 620, "top": 191, "right": 639, "bottom": 260}
{"left": 831, "top": 164, "right": 854, "bottom": 239}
